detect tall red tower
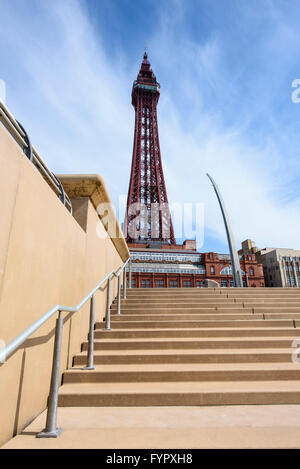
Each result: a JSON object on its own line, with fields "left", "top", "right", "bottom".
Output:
{"left": 125, "top": 53, "right": 176, "bottom": 245}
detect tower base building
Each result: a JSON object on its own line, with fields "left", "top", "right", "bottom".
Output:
{"left": 129, "top": 242, "right": 265, "bottom": 289}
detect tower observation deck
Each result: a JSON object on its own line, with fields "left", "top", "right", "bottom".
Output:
{"left": 125, "top": 53, "right": 176, "bottom": 245}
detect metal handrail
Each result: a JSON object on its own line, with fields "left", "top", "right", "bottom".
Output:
{"left": 104, "top": 258, "right": 131, "bottom": 329}
{"left": 0, "top": 100, "right": 72, "bottom": 213}
{"left": 0, "top": 257, "right": 132, "bottom": 438}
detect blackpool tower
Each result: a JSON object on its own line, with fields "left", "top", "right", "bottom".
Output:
{"left": 125, "top": 53, "right": 176, "bottom": 245}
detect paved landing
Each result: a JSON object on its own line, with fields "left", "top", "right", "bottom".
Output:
{"left": 3, "top": 405, "right": 300, "bottom": 449}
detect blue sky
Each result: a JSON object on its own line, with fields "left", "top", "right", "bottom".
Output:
{"left": 1, "top": 0, "right": 300, "bottom": 253}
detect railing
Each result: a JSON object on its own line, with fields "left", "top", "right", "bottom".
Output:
{"left": 0, "top": 100, "right": 72, "bottom": 213}
{"left": 0, "top": 257, "right": 132, "bottom": 438}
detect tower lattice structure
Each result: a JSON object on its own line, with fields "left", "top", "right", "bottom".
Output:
{"left": 125, "top": 53, "right": 176, "bottom": 245}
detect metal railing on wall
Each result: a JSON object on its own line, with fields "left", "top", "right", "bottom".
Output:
{"left": 0, "top": 100, "right": 72, "bottom": 213}
{"left": 0, "top": 258, "right": 132, "bottom": 438}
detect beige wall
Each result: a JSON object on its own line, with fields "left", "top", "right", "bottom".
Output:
{"left": 0, "top": 124, "right": 129, "bottom": 446}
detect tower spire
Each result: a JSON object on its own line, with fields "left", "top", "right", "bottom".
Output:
{"left": 125, "top": 55, "right": 176, "bottom": 245}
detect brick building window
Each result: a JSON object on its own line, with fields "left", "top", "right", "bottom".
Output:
{"left": 170, "top": 280, "right": 178, "bottom": 288}
{"left": 155, "top": 280, "right": 164, "bottom": 288}
{"left": 183, "top": 281, "right": 192, "bottom": 288}
{"left": 210, "top": 266, "right": 215, "bottom": 275}
{"left": 131, "top": 279, "right": 136, "bottom": 288}
{"left": 230, "top": 280, "right": 234, "bottom": 287}
{"left": 221, "top": 279, "right": 227, "bottom": 287}
{"left": 141, "top": 280, "right": 151, "bottom": 288}
{"left": 196, "top": 281, "right": 202, "bottom": 288}
{"left": 249, "top": 268, "right": 254, "bottom": 276}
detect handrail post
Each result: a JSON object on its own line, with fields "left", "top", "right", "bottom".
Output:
{"left": 129, "top": 259, "right": 132, "bottom": 289}
{"left": 105, "top": 277, "right": 111, "bottom": 330}
{"left": 123, "top": 266, "right": 127, "bottom": 299}
{"left": 37, "top": 311, "right": 63, "bottom": 438}
{"left": 84, "top": 295, "right": 95, "bottom": 370}
{"left": 117, "top": 275, "right": 121, "bottom": 315}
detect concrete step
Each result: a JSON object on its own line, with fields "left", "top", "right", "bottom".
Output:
{"left": 124, "top": 291, "right": 296, "bottom": 297}
{"left": 96, "top": 319, "right": 295, "bottom": 329}
{"left": 238, "top": 301, "right": 300, "bottom": 305}
{"left": 111, "top": 307, "right": 255, "bottom": 313}
{"left": 110, "top": 313, "right": 263, "bottom": 321}
{"left": 123, "top": 295, "right": 300, "bottom": 301}
{"left": 82, "top": 337, "right": 297, "bottom": 351}
{"left": 111, "top": 301, "right": 241, "bottom": 311}
{"left": 94, "top": 327, "right": 300, "bottom": 339}
{"left": 63, "top": 363, "right": 300, "bottom": 383}
{"left": 57, "top": 381, "right": 300, "bottom": 406}
{"left": 116, "top": 306, "right": 295, "bottom": 312}
{"left": 245, "top": 305, "right": 300, "bottom": 314}
{"left": 114, "top": 299, "right": 237, "bottom": 305}
{"left": 124, "top": 292, "right": 300, "bottom": 296}
{"left": 73, "top": 348, "right": 295, "bottom": 365}
{"left": 113, "top": 300, "right": 300, "bottom": 307}
{"left": 110, "top": 313, "right": 300, "bottom": 322}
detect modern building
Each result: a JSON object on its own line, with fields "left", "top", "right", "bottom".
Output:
{"left": 125, "top": 55, "right": 264, "bottom": 288}
{"left": 239, "top": 239, "right": 300, "bottom": 287}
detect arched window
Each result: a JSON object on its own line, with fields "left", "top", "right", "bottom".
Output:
{"left": 210, "top": 266, "right": 215, "bottom": 275}
{"left": 220, "top": 266, "right": 245, "bottom": 276}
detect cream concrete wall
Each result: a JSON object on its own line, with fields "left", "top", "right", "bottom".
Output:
{"left": 0, "top": 124, "right": 129, "bottom": 446}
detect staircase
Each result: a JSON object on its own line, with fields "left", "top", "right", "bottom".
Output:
{"left": 58, "top": 288, "right": 300, "bottom": 407}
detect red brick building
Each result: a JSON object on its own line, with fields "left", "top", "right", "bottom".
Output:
{"left": 129, "top": 242, "right": 265, "bottom": 288}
